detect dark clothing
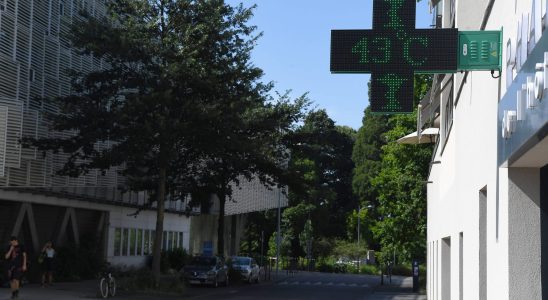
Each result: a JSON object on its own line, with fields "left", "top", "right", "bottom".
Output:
{"left": 6, "top": 245, "right": 25, "bottom": 269}
{"left": 5, "top": 244, "right": 25, "bottom": 281}
{"left": 7, "top": 267, "right": 23, "bottom": 281}
{"left": 43, "top": 257, "right": 53, "bottom": 272}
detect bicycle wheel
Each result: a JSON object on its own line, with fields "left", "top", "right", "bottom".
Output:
{"left": 99, "top": 277, "right": 109, "bottom": 298}
{"left": 108, "top": 277, "right": 116, "bottom": 297}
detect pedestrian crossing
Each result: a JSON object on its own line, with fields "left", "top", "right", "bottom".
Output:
{"left": 277, "top": 280, "right": 370, "bottom": 288}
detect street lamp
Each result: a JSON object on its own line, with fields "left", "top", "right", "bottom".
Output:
{"left": 276, "top": 186, "right": 282, "bottom": 277}
{"left": 357, "top": 204, "right": 373, "bottom": 273}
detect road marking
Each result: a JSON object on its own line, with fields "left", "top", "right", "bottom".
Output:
{"left": 277, "top": 280, "right": 371, "bottom": 288}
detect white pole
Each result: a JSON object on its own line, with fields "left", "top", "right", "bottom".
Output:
{"left": 276, "top": 187, "right": 281, "bottom": 276}
{"left": 357, "top": 206, "right": 360, "bottom": 273}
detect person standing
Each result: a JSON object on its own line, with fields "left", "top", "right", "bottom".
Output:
{"left": 40, "top": 241, "right": 55, "bottom": 287}
{"left": 4, "top": 236, "right": 27, "bottom": 299}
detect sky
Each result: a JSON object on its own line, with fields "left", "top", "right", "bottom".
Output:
{"left": 225, "top": 0, "right": 434, "bottom": 130}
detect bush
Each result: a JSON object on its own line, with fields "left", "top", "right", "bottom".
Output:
{"left": 359, "top": 264, "right": 379, "bottom": 275}
{"left": 161, "top": 248, "right": 188, "bottom": 273}
{"left": 54, "top": 235, "right": 105, "bottom": 282}
{"left": 117, "top": 268, "right": 186, "bottom": 294}
{"left": 391, "top": 264, "right": 412, "bottom": 276}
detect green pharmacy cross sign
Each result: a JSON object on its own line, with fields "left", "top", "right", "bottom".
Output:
{"left": 331, "top": 0, "right": 458, "bottom": 113}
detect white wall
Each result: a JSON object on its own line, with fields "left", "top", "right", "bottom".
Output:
{"left": 107, "top": 207, "right": 191, "bottom": 267}
{"left": 427, "top": 0, "right": 543, "bottom": 299}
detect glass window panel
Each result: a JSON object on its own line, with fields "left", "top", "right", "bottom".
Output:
{"left": 129, "top": 228, "right": 136, "bottom": 255}
{"left": 151, "top": 230, "right": 155, "bottom": 253}
{"left": 144, "top": 230, "right": 150, "bottom": 255}
{"left": 114, "top": 228, "right": 121, "bottom": 256}
{"left": 137, "top": 229, "right": 143, "bottom": 255}
{"left": 179, "top": 232, "right": 183, "bottom": 249}
{"left": 122, "top": 228, "right": 129, "bottom": 256}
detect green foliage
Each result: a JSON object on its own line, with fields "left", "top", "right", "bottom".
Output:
{"left": 332, "top": 240, "right": 368, "bottom": 262}
{"left": 117, "top": 268, "right": 186, "bottom": 294}
{"left": 267, "top": 231, "right": 291, "bottom": 258}
{"left": 160, "top": 248, "right": 188, "bottom": 273}
{"left": 298, "top": 218, "right": 313, "bottom": 257}
{"left": 346, "top": 207, "right": 371, "bottom": 244}
{"left": 351, "top": 75, "right": 433, "bottom": 264}
{"left": 55, "top": 236, "right": 105, "bottom": 281}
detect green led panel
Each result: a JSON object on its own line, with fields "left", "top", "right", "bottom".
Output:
{"left": 330, "top": 0, "right": 458, "bottom": 113}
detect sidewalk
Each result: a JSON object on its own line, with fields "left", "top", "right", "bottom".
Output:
{"left": 1, "top": 280, "right": 99, "bottom": 300}
{"left": 368, "top": 276, "right": 426, "bottom": 300}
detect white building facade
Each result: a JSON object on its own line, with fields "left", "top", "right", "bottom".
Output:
{"left": 0, "top": 0, "right": 286, "bottom": 268}
{"left": 427, "top": 0, "right": 548, "bottom": 299}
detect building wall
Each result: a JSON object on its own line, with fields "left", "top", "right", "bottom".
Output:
{"left": 427, "top": 0, "right": 548, "bottom": 299}
{"left": 0, "top": 186, "right": 191, "bottom": 268}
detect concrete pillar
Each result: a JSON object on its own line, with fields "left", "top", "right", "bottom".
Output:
{"left": 508, "top": 168, "right": 541, "bottom": 300}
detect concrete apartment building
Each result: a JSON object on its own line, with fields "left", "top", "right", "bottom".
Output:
{"left": 425, "top": 0, "right": 548, "bottom": 299}
{"left": 0, "top": 0, "right": 285, "bottom": 267}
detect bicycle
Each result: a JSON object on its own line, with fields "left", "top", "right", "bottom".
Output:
{"left": 98, "top": 269, "right": 116, "bottom": 298}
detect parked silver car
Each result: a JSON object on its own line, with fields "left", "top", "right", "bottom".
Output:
{"left": 181, "top": 256, "right": 229, "bottom": 287}
{"left": 230, "top": 256, "right": 260, "bottom": 283}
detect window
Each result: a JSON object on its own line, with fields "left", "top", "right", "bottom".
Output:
{"left": 144, "top": 230, "right": 150, "bottom": 255}
{"left": 29, "top": 69, "right": 35, "bottom": 82}
{"left": 114, "top": 228, "right": 121, "bottom": 256}
{"left": 162, "top": 231, "right": 167, "bottom": 250}
{"left": 129, "top": 228, "right": 136, "bottom": 255}
{"left": 151, "top": 230, "right": 155, "bottom": 252}
{"left": 137, "top": 229, "right": 143, "bottom": 255}
{"left": 59, "top": 2, "right": 64, "bottom": 16}
{"left": 443, "top": 83, "right": 454, "bottom": 139}
{"left": 178, "top": 232, "right": 183, "bottom": 248}
{"left": 122, "top": 228, "right": 129, "bottom": 256}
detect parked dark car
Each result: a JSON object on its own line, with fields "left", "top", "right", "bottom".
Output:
{"left": 230, "top": 256, "right": 261, "bottom": 283}
{"left": 181, "top": 256, "right": 229, "bottom": 287}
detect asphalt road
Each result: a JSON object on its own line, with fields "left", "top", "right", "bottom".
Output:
{"left": 177, "top": 272, "right": 381, "bottom": 300}
{"left": 4, "top": 272, "right": 423, "bottom": 300}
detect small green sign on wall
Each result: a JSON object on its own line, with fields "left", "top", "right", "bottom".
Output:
{"left": 458, "top": 30, "right": 502, "bottom": 71}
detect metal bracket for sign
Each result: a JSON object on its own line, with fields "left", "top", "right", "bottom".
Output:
{"left": 457, "top": 30, "right": 502, "bottom": 71}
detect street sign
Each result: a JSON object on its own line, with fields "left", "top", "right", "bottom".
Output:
{"left": 458, "top": 31, "right": 502, "bottom": 71}
{"left": 330, "top": 0, "right": 458, "bottom": 113}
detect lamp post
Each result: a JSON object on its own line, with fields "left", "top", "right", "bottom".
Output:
{"left": 357, "top": 204, "right": 373, "bottom": 273}
{"left": 357, "top": 205, "right": 361, "bottom": 273}
{"left": 276, "top": 186, "right": 281, "bottom": 277}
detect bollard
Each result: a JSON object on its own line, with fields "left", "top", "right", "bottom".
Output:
{"left": 412, "top": 260, "right": 419, "bottom": 293}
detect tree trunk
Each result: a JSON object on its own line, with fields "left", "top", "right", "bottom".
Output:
{"left": 217, "top": 188, "right": 226, "bottom": 257}
{"left": 152, "top": 166, "right": 167, "bottom": 284}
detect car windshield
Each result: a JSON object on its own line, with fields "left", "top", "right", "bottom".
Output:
{"left": 231, "top": 257, "right": 251, "bottom": 266}
{"left": 191, "top": 257, "right": 216, "bottom": 266}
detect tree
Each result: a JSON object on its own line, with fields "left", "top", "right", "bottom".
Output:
{"left": 369, "top": 74, "right": 433, "bottom": 262}
{"left": 26, "top": 0, "right": 271, "bottom": 282}
{"left": 286, "top": 110, "right": 356, "bottom": 240}
{"left": 194, "top": 91, "right": 308, "bottom": 256}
